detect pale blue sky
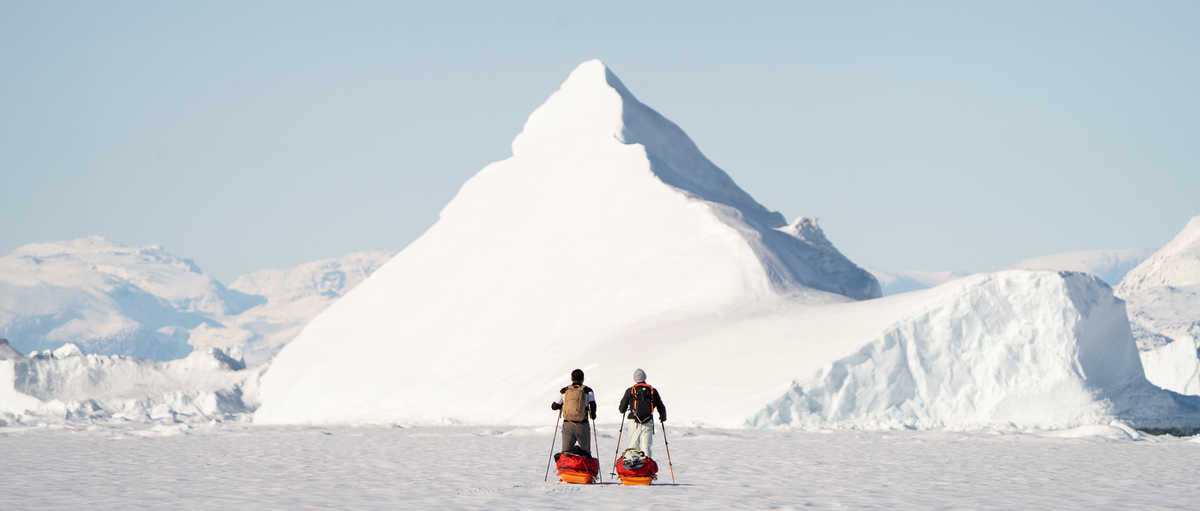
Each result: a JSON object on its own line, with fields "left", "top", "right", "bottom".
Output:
{"left": 2, "top": 1, "right": 1197, "bottom": 281}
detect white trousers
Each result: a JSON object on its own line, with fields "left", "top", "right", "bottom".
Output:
{"left": 626, "top": 419, "right": 655, "bottom": 459}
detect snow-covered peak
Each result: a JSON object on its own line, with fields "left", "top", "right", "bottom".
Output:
{"left": 510, "top": 59, "right": 625, "bottom": 157}
{"left": 51, "top": 343, "right": 83, "bottom": 359}
{"left": 257, "top": 61, "right": 885, "bottom": 425}
{"left": 1117, "top": 216, "right": 1200, "bottom": 295}
{"left": 783, "top": 217, "right": 833, "bottom": 249}
{"left": 509, "top": 60, "right": 785, "bottom": 229}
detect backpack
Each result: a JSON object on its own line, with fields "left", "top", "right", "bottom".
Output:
{"left": 629, "top": 383, "right": 656, "bottom": 423}
{"left": 562, "top": 384, "right": 588, "bottom": 421}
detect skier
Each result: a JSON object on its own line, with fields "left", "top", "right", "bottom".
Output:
{"left": 550, "top": 368, "right": 597, "bottom": 455}
{"left": 618, "top": 368, "right": 666, "bottom": 459}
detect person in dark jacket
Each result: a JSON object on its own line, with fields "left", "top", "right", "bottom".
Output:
{"left": 617, "top": 368, "right": 666, "bottom": 458}
{"left": 551, "top": 368, "right": 597, "bottom": 455}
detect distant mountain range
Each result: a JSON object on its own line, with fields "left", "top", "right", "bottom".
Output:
{"left": 0, "top": 236, "right": 392, "bottom": 365}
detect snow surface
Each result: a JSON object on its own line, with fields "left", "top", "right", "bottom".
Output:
{"left": 1013, "top": 248, "right": 1150, "bottom": 286}
{"left": 257, "top": 60, "right": 880, "bottom": 425}
{"left": 0, "top": 238, "right": 390, "bottom": 364}
{"left": 2, "top": 425, "right": 1199, "bottom": 509}
{"left": 1115, "top": 216, "right": 1200, "bottom": 395}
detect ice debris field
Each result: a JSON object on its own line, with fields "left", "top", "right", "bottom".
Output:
{"left": 3, "top": 60, "right": 1200, "bottom": 507}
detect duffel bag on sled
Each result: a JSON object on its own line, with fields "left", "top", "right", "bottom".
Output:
{"left": 555, "top": 448, "right": 600, "bottom": 484}
{"left": 614, "top": 449, "right": 658, "bottom": 485}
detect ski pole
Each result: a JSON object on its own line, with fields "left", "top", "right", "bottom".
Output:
{"left": 544, "top": 409, "right": 562, "bottom": 482}
{"left": 609, "top": 412, "right": 625, "bottom": 478}
{"left": 591, "top": 416, "right": 602, "bottom": 483}
{"left": 659, "top": 419, "right": 676, "bottom": 484}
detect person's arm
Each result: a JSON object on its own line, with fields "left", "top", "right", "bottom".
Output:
{"left": 550, "top": 387, "right": 566, "bottom": 410}
{"left": 618, "top": 387, "right": 630, "bottom": 414}
{"left": 654, "top": 390, "right": 666, "bottom": 422}
{"left": 586, "top": 387, "right": 597, "bottom": 419}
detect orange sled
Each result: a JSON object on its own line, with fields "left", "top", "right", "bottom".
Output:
{"left": 617, "top": 475, "right": 654, "bottom": 485}
{"left": 555, "top": 452, "right": 599, "bottom": 484}
{"left": 614, "top": 454, "right": 659, "bottom": 485}
{"left": 557, "top": 469, "right": 596, "bottom": 484}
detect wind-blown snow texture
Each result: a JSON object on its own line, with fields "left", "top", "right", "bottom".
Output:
{"left": 256, "top": 61, "right": 1199, "bottom": 432}
{"left": 1116, "top": 216, "right": 1200, "bottom": 395}
{"left": 257, "top": 60, "right": 880, "bottom": 425}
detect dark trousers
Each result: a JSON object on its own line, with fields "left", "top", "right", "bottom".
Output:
{"left": 561, "top": 420, "right": 591, "bottom": 455}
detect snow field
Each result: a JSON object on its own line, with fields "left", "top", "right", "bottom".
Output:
{"left": 1, "top": 425, "right": 1197, "bottom": 510}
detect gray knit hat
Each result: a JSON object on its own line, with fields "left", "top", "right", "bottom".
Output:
{"left": 633, "top": 368, "right": 646, "bottom": 383}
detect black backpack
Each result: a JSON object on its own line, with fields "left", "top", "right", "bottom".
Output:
{"left": 629, "top": 383, "right": 656, "bottom": 423}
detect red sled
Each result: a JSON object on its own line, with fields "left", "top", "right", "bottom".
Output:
{"left": 555, "top": 453, "right": 599, "bottom": 484}
{"left": 615, "top": 457, "right": 659, "bottom": 485}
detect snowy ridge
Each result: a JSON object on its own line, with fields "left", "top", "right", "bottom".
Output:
{"left": 256, "top": 60, "right": 879, "bottom": 425}
{"left": 1013, "top": 248, "right": 1151, "bottom": 286}
{"left": 1116, "top": 217, "right": 1200, "bottom": 294}
{"left": 454, "top": 59, "right": 878, "bottom": 300}
{"left": 751, "top": 271, "right": 1200, "bottom": 430}
{"left": 1114, "top": 216, "right": 1200, "bottom": 395}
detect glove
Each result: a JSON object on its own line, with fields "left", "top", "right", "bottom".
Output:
{"left": 659, "top": 416, "right": 666, "bottom": 423}
{"left": 590, "top": 410, "right": 597, "bottom": 420}
{"left": 551, "top": 402, "right": 562, "bottom": 411}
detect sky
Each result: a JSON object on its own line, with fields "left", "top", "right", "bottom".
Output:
{"left": 2, "top": 1, "right": 1197, "bottom": 281}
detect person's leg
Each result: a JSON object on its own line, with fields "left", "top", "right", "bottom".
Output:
{"left": 562, "top": 421, "right": 580, "bottom": 452}
{"left": 642, "top": 422, "right": 654, "bottom": 459}
{"left": 630, "top": 420, "right": 651, "bottom": 457}
{"left": 579, "top": 420, "right": 591, "bottom": 455}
